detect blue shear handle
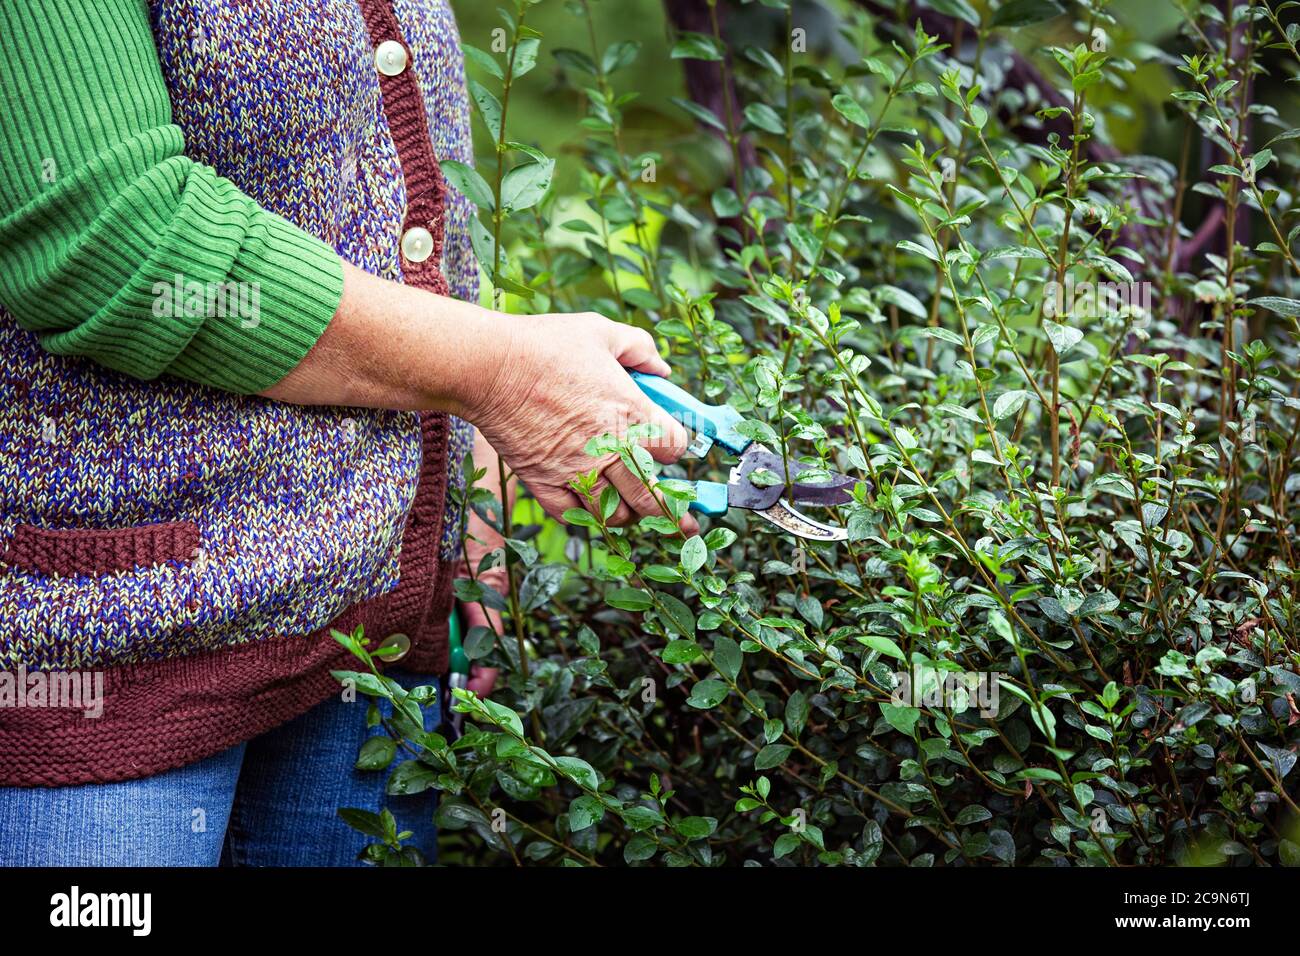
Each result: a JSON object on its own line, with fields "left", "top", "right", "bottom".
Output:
{"left": 685, "top": 481, "right": 729, "bottom": 515}
{"left": 629, "top": 371, "right": 749, "bottom": 455}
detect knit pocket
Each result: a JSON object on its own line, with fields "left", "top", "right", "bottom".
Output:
{"left": 1, "top": 521, "right": 200, "bottom": 577}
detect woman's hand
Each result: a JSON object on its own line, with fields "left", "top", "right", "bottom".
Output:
{"left": 265, "top": 263, "right": 696, "bottom": 529}
{"left": 465, "top": 311, "right": 696, "bottom": 528}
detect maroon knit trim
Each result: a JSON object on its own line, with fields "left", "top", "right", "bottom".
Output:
{"left": 0, "top": 446, "right": 452, "bottom": 787}
{"left": 355, "top": 0, "right": 457, "bottom": 672}
{"left": 2, "top": 521, "right": 199, "bottom": 577}
{"left": 0, "top": 598, "right": 438, "bottom": 788}
{"left": 383, "top": 409, "right": 453, "bottom": 674}
{"left": 356, "top": 0, "right": 449, "bottom": 295}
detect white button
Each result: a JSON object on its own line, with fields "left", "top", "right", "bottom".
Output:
{"left": 377, "top": 632, "right": 411, "bottom": 662}
{"left": 401, "top": 227, "right": 434, "bottom": 263}
{"left": 375, "top": 40, "right": 408, "bottom": 76}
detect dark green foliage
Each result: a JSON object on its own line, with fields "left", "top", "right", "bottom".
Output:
{"left": 336, "top": 0, "right": 1300, "bottom": 866}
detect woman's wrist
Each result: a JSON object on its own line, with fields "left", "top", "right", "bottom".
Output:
{"left": 429, "top": 299, "right": 517, "bottom": 422}
{"left": 262, "top": 260, "right": 517, "bottom": 417}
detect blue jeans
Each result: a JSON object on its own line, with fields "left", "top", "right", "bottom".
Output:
{"left": 0, "top": 670, "right": 439, "bottom": 866}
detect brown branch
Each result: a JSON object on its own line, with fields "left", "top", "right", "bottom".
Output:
{"left": 662, "top": 0, "right": 759, "bottom": 226}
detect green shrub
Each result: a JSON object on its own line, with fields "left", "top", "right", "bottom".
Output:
{"left": 335, "top": 0, "right": 1300, "bottom": 866}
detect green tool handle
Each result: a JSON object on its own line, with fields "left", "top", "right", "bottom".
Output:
{"left": 448, "top": 607, "right": 470, "bottom": 676}
{"left": 629, "top": 371, "right": 750, "bottom": 455}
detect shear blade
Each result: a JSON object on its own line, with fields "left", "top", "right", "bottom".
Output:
{"left": 755, "top": 498, "right": 849, "bottom": 542}
{"left": 789, "top": 470, "right": 859, "bottom": 507}
{"left": 730, "top": 446, "right": 859, "bottom": 511}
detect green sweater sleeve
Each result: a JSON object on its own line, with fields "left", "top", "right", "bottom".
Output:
{"left": 0, "top": 0, "right": 344, "bottom": 394}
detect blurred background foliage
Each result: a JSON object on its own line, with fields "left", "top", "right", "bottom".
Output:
{"left": 452, "top": 0, "right": 1298, "bottom": 199}
{"left": 452, "top": 0, "right": 1300, "bottom": 327}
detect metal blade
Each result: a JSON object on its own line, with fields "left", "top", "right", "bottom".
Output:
{"left": 753, "top": 498, "right": 849, "bottom": 542}
{"left": 789, "top": 471, "right": 859, "bottom": 507}
{"left": 728, "top": 446, "right": 860, "bottom": 511}
{"left": 727, "top": 447, "right": 786, "bottom": 511}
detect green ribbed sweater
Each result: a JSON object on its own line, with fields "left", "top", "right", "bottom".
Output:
{"left": 0, "top": 0, "right": 343, "bottom": 394}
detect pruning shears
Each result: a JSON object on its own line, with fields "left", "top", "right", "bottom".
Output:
{"left": 630, "top": 372, "right": 860, "bottom": 542}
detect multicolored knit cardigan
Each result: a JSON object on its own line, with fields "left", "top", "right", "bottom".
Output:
{"left": 0, "top": 0, "right": 478, "bottom": 786}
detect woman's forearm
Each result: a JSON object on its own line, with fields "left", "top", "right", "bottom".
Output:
{"left": 261, "top": 261, "right": 506, "bottom": 416}
{"left": 261, "top": 259, "right": 695, "bottom": 527}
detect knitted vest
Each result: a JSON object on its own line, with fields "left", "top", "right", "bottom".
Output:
{"left": 0, "top": 0, "right": 478, "bottom": 785}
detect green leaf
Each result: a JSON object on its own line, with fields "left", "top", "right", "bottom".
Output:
{"left": 786, "top": 223, "right": 823, "bottom": 264}
{"left": 500, "top": 158, "right": 555, "bottom": 212}
{"left": 602, "top": 40, "right": 640, "bottom": 75}
{"left": 663, "top": 639, "right": 703, "bottom": 664}
{"left": 552, "top": 47, "right": 597, "bottom": 75}
{"left": 671, "top": 32, "right": 724, "bottom": 61}
{"left": 680, "top": 535, "right": 707, "bottom": 573}
{"left": 386, "top": 760, "right": 438, "bottom": 795}
{"left": 657, "top": 592, "right": 697, "bottom": 639}
{"left": 857, "top": 634, "right": 905, "bottom": 660}
{"left": 562, "top": 508, "right": 598, "bottom": 528}
{"left": 955, "top": 804, "right": 993, "bottom": 825}
{"left": 712, "top": 188, "right": 742, "bottom": 217}
{"left": 671, "top": 96, "right": 726, "bottom": 131}
{"left": 1259, "top": 743, "right": 1297, "bottom": 779}
{"left": 555, "top": 755, "right": 601, "bottom": 790}
{"left": 338, "top": 807, "right": 389, "bottom": 839}
{"left": 989, "top": 610, "right": 1016, "bottom": 647}
{"left": 461, "top": 43, "right": 503, "bottom": 79}
{"left": 985, "top": 244, "right": 1048, "bottom": 260}
{"left": 622, "top": 805, "right": 664, "bottom": 831}
{"left": 1043, "top": 319, "right": 1084, "bottom": 356}
{"left": 928, "top": 0, "right": 981, "bottom": 26}
{"left": 355, "top": 735, "right": 397, "bottom": 771}
{"left": 481, "top": 698, "right": 525, "bottom": 737}
{"left": 1249, "top": 296, "right": 1300, "bottom": 318}
{"left": 674, "top": 816, "right": 717, "bottom": 839}
{"left": 469, "top": 208, "right": 498, "bottom": 275}
{"left": 511, "top": 37, "right": 540, "bottom": 79}
{"left": 785, "top": 690, "right": 810, "bottom": 736}
{"left": 755, "top": 744, "right": 793, "bottom": 770}
{"left": 878, "top": 284, "right": 928, "bottom": 318}
{"left": 1281, "top": 840, "right": 1300, "bottom": 867}
{"left": 441, "top": 159, "right": 494, "bottom": 209}
{"left": 880, "top": 703, "right": 920, "bottom": 735}
{"left": 898, "top": 239, "right": 940, "bottom": 262}
{"left": 704, "top": 527, "right": 737, "bottom": 550}
{"left": 520, "top": 564, "right": 566, "bottom": 611}
{"left": 993, "top": 389, "right": 1031, "bottom": 420}
{"left": 1156, "top": 650, "right": 1193, "bottom": 678}
{"left": 569, "top": 795, "right": 605, "bottom": 831}
{"left": 468, "top": 79, "right": 502, "bottom": 140}
{"left": 831, "top": 92, "right": 871, "bottom": 128}
{"left": 606, "top": 587, "right": 653, "bottom": 612}
{"left": 713, "top": 635, "right": 743, "bottom": 682}
{"left": 687, "top": 679, "right": 728, "bottom": 709}
{"left": 623, "top": 835, "right": 657, "bottom": 863}
{"left": 990, "top": 0, "right": 1065, "bottom": 28}
{"left": 773, "top": 831, "right": 801, "bottom": 859}
{"left": 463, "top": 626, "right": 496, "bottom": 660}
{"left": 1029, "top": 701, "right": 1057, "bottom": 744}
{"left": 744, "top": 102, "right": 785, "bottom": 135}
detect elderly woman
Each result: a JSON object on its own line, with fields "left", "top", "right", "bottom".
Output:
{"left": 0, "top": 0, "right": 688, "bottom": 865}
